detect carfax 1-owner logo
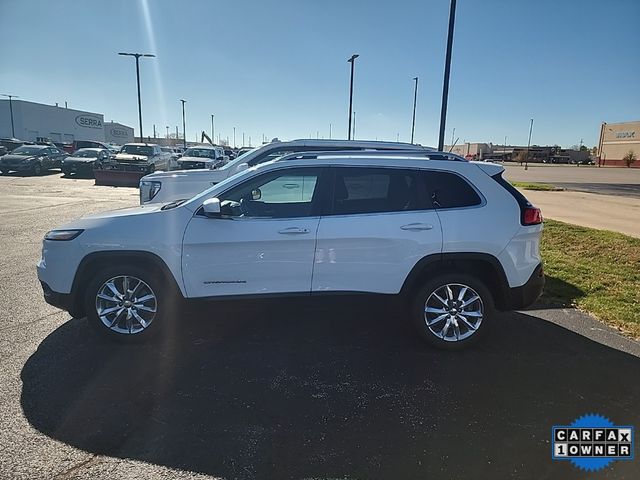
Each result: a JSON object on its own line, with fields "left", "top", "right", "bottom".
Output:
{"left": 552, "top": 414, "right": 634, "bottom": 472}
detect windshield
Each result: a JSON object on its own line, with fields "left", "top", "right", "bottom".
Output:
{"left": 183, "top": 148, "right": 217, "bottom": 159}
{"left": 219, "top": 146, "right": 260, "bottom": 169}
{"left": 72, "top": 149, "right": 100, "bottom": 158}
{"left": 121, "top": 145, "right": 152, "bottom": 156}
{"left": 11, "top": 146, "right": 44, "bottom": 155}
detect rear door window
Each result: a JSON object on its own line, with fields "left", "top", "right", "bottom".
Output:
{"left": 330, "top": 167, "right": 429, "bottom": 215}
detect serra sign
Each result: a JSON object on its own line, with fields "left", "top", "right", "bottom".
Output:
{"left": 75, "top": 115, "right": 103, "bottom": 129}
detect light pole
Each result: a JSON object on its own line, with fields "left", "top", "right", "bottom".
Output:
{"left": 233, "top": 127, "right": 236, "bottom": 148}
{"left": 437, "top": 0, "right": 457, "bottom": 151}
{"left": 180, "top": 99, "right": 187, "bottom": 149}
{"left": 410, "top": 77, "right": 418, "bottom": 144}
{"left": 166, "top": 126, "right": 169, "bottom": 139}
{"left": 118, "top": 52, "right": 155, "bottom": 141}
{"left": 1, "top": 94, "right": 18, "bottom": 137}
{"left": 329, "top": 123, "right": 332, "bottom": 139}
{"left": 525, "top": 118, "right": 534, "bottom": 170}
{"left": 211, "top": 114, "right": 215, "bottom": 142}
{"left": 504, "top": 135, "right": 507, "bottom": 161}
{"left": 347, "top": 54, "right": 359, "bottom": 140}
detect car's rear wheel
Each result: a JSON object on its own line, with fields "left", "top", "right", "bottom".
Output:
{"left": 84, "top": 265, "right": 170, "bottom": 341}
{"left": 412, "top": 273, "right": 493, "bottom": 350}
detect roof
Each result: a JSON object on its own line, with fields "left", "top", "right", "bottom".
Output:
{"left": 283, "top": 139, "right": 433, "bottom": 149}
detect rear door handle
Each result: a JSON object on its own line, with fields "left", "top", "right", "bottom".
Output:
{"left": 278, "top": 227, "right": 310, "bottom": 234}
{"left": 400, "top": 223, "right": 434, "bottom": 231}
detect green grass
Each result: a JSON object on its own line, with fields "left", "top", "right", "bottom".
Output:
{"left": 540, "top": 220, "right": 640, "bottom": 339}
{"left": 511, "top": 181, "right": 564, "bottom": 191}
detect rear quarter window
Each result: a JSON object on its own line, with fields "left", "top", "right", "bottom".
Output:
{"left": 422, "top": 171, "right": 482, "bottom": 208}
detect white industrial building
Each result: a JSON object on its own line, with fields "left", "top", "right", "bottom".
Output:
{"left": 0, "top": 99, "right": 134, "bottom": 145}
{"left": 104, "top": 121, "right": 135, "bottom": 144}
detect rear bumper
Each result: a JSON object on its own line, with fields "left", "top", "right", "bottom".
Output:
{"left": 507, "top": 263, "right": 545, "bottom": 310}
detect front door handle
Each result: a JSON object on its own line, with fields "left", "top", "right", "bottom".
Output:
{"left": 278, "top": 227, "right": 310, "bottom": 235}
{"left": 400, "top": 223, "right": 434, "bottom": 231}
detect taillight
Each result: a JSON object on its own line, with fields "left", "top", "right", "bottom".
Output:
{"left": 523, "top": 207, "right": 543, "bottom": 225}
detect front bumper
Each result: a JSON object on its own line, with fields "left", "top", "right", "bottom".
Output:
{"left": 62, "top": 161, "right": 94, "bottom": 172}
{"left": 508, "top": 262, "right": 545, "bottom": 310}
{"left": 40, "top": 281, "right": 79, "bottom": 316}
{"left": 1, "top": 162, "right": 34, "bottom": 171}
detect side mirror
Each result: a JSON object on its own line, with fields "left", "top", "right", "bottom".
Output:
{"left": 251, "top": 188, "right": 262, "bottom": 200}
{"left": 202, "top": 197, "right": 221, "bottom": 217}
{"left": 236, "top": 162, "right": 249, "bottom": 173}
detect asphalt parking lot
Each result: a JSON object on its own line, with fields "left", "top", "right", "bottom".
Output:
{"left": 1, "top": 172, "right": 639, "bottom": 479}
{"left": 503, "top": 163, "right": 640, "bottom": 198}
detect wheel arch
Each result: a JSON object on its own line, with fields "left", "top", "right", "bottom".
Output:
{"left": 401, "top": 252, "right": 511, "bottom": 310}
{"left": 69, "top": 250, "right": 184, "bottom": 318}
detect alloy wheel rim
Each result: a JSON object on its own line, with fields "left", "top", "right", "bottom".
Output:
{"left": 95, "top": 275, "right": 157, "bottom": 335}
{"left": 424, "top": 283, "right": 483, "bottom": 342}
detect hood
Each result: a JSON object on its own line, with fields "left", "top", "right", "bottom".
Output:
{"left": 2, "top": 154, "right": 36, "bottom": 162}
{"left": 54, "top": 203, "right": 166, "bottom": 230}
{"left": 65, "top": 156, "right": 97, "bottom": 163}
{"left": 115, "top": 153, "right": 149, "bottom": 162}
{"left": 180, "top": 156, "right": 215, "bottom": 163}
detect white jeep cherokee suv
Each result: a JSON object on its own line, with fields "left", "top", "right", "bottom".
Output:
{"left": 38, "top": 151, "right": 544, "bottom": 349}
{"left": 139, "top": 139, "right": 431, "bottom": 205}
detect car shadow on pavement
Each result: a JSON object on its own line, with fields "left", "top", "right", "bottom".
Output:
{"left": 21, "top": 298, "right": 640, "bottom": 479}
{"left": 528, "top": 275, "right": 585, "bottom": 311}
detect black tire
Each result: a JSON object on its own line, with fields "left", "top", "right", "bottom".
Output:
{"left": 0, "top": 170, "right": 8, "bottom": 175}
{"left": 32, "top": 162, "right": 43, "bottom": 176}
{"left": 84, "top": 264, "right": 174, "bottom": 342}
{"left": 411, "top": 273, "right": 494, "bottom": 350}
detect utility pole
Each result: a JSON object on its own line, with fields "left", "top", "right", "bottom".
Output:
{"left": 211, "top": 114, "right": 215, "bottom": 143}
{"left": 504, "top": 135, "right": 507, "bottom": 161}
{"left": 347, "top": 54, "right": 359, "bottom": 140}
{"left": 437, "top": 0, "right": 457, "bottom": 151}
{"left": 179, "top": 99, "right": 187, "bottom": 148}
{"left": 526, "top": 118, "right": 534, "bottom": 171}
{"left": 153, "top": 124, "right": 156, "bottom": 139}
{"left": 175, "top": 126, "right": 179, "bottom": 142}
{"left": 410, "top": 77, "right": 418, "bottom": 144}
{"left": 329, "top": 123, "right": 332, "bottom": 139}
{"left": 1, "top": 94, "right": 18, "bottom": 137}
{"left": 166, "top": 126, "right": 169, "bottom": 139}
{"left": 242, "top": 132, "right": 245, "bottom": 147}
{"left": 118, "top": 52, "right": 155, "bottom": 141}
{"left": 233, "top": 127, "right": 236, "bottom": 148}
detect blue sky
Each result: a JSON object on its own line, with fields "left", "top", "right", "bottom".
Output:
{"left": 1, "top": 0, "right": 638, "bottom": 147}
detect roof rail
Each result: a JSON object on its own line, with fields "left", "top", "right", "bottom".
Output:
{"left": 274, "top": 149, "right": 467, "bottom": 163}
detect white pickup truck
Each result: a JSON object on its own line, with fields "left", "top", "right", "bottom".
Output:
{"left": 139, "top": 139, "right": 430, "bottom": 204}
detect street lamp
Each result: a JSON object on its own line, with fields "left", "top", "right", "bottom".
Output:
{"left": 410, "top": 77, "right": 418, "bottom": 144}
{"left": 179, "top": 99, "right": 187, "bottom": 149}
{"left": 1, "top": 94, "right": 18, "bottom": 137}
{"left": 118, "top": 52, "right": 155, "bottom": 141}
{"left": 233, "top": 127, "right": 236, "bottom": 148}
{"left": 347, "top": 54, "right": 359, "bottom": 140}
{"left": 211, "top": 114, "right": 215, "bottom": 143}
{"left": 437, "top": 0, "right": 457, "bottom": 151}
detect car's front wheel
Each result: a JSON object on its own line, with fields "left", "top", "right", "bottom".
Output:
{"left": 32, "top": 162, "right": 43, "bottom": 176}
{"left": 84, "top": 265, "right": 170, "bottom": 341}
{"left": 412, "top": 273, "right": 493, "bottom": 350}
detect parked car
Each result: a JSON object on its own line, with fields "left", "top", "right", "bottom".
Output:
{"left": 177, "top": 145, "right": 228, "bottom": 170}
{"left": 224, "top": 148, "right": 236, "bottom": 160}
{"left": 139, "top": 139, "right": 432, "bottom": 204}
{"left": 0, "top": 144, "right": 66, "bottom": 175}
{"left": 61, "top": 148, "right": 112, "bottom": 177}
{"left": 74, "top": 140, "right": 112, "bottom": 152}
{"left": 37, "top": 150, "right": 544, "bottom": 348}
{"left": 102, "top": 143, "right": 171, "bottom": 174}
{"left": 0, "top": 137, "right": 31, "bottom": 152}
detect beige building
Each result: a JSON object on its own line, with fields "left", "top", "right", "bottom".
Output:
{"left": 444, "top": 142, "right": 493, "bottom": 160}
{"left": 598, "top": 120, "right": 640, "bottom": 167}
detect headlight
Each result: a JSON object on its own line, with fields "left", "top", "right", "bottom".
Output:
{"left": 44, "top": 229, "right": 84, "bottom": 241}
{"left": 139, "top": 180, "right": 162, "bottom": 203}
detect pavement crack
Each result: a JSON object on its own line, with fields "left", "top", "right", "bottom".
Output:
{"left": 53, "top": 454, "right": 102, "bottom": 479}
